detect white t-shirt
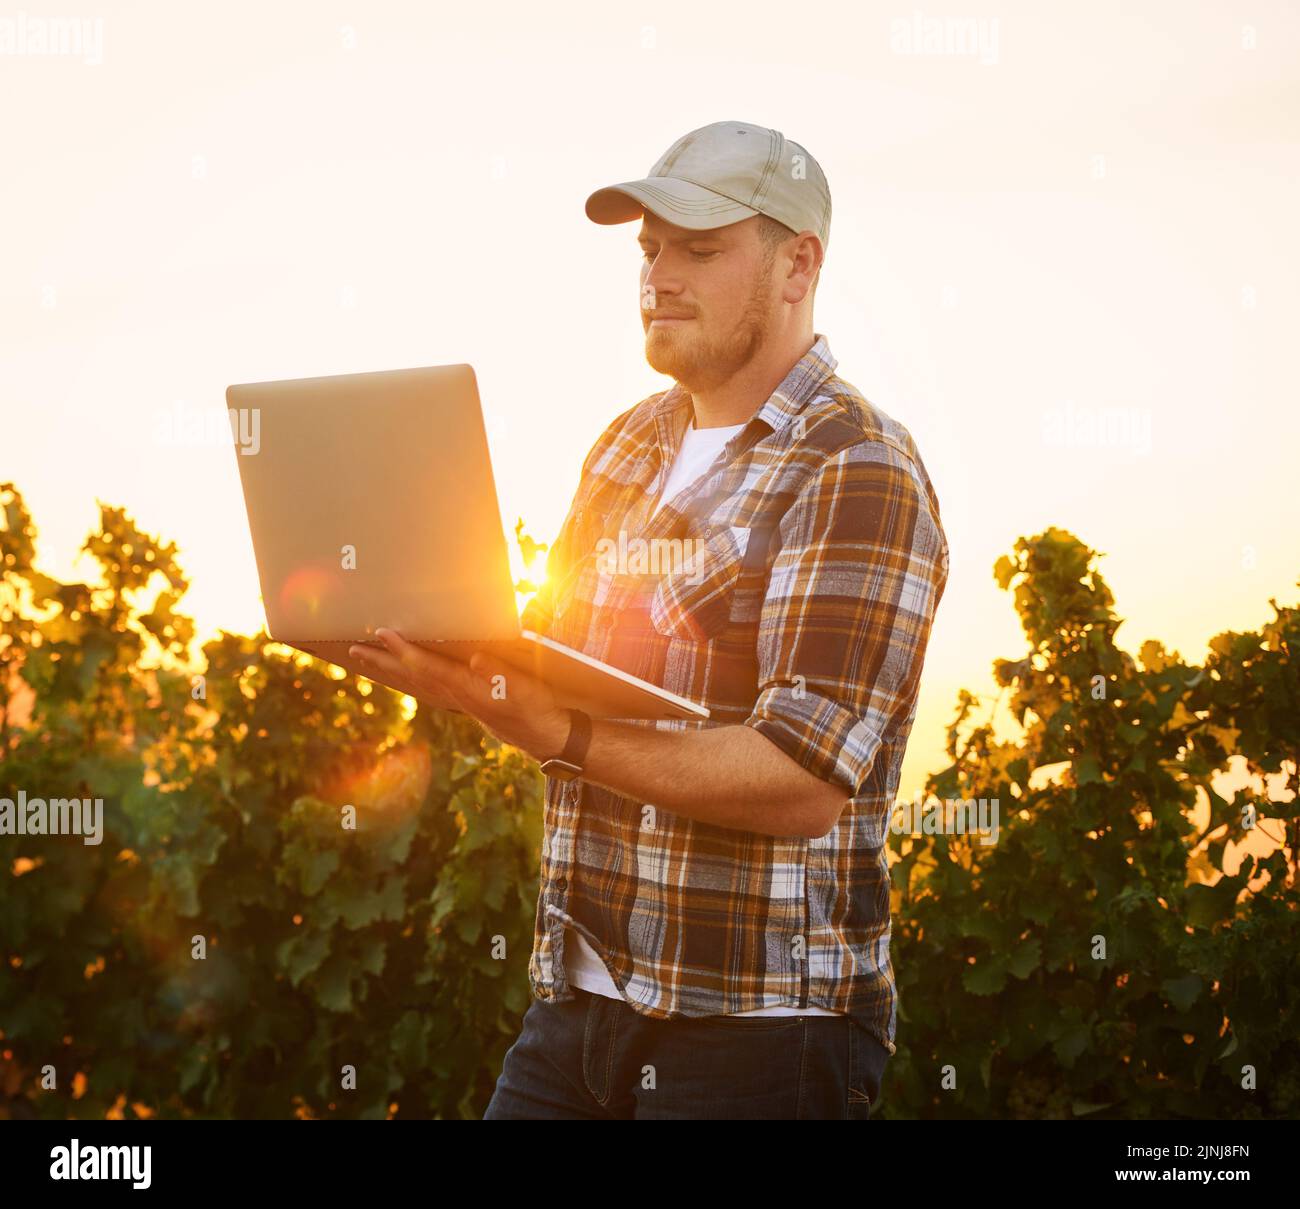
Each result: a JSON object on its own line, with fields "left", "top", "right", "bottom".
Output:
{"left": 649, "top": 420, "right": 745, "bottom": 519}
{"left": 566, "top": 416, "right": 842, "bottom": 1018}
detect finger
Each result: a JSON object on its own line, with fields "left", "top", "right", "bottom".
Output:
{"left": 467, "top": 651, "right": 497, "bottom": 680}
{"left": 348, "top": 643, "right": 460, "bottom": 708}
{"left": 373, "top": 629, "right": 474, "bottom": 692}
{"left": 464, "top": 652, "right": 511, "bottom": 703}
{"left": 347, "top": 643, "right": 412, "bottom": 691}
{"left": 349, "top": 642, "right": 404, "bottom": 680}
{"left": 375, "top": 628, "right": 469, "bottom": 684}
{"left": 467, "top": 651, "right": 554, "bottom": 710}
{"left": 467, "top": 651, "right": 519, "bottom": 690}
{"left": 349, "top": 651, "right": 417, "bottom": 695}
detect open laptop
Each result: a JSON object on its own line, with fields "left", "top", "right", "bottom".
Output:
{"left": 226, "top": 364, "right": 709, "bottom": 721}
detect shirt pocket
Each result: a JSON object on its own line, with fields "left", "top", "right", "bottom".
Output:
{"left": 648, "top": 525, "right": 750, "bottom": 642}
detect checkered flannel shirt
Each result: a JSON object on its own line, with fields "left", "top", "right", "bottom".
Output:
{"left": 519, "top": 333, "right": 949, "bottom": 1055}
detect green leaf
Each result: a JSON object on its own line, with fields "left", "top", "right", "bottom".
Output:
{"left": 314, "top": 952, "right": 355, "bottom": 1012}
{"left": 1184, "top": 880, "right": 1241, "bottom": 929}
{"left": 1006, "top": 937, "right": 1042, "bottom": 979}
{"left": 276, "top": 928, "right": 332, "bottom": 986}
{"left": 354, "top": 935, "right": 387, "bottom": 978}
{"left": 334, "top": 884, "right": 386, "bottom": 930}
{"left": 1052, "top": 1023, "right": 1090, "bottom": 1067}
{"left": 391, "top": 1010, "right": 430, "bottom": 1069}
{"left": 281, "top": 844, "right": 340, "bottom": 896}
{"left": 1160, "top": 974, "right": 1203, "bottom": 1014}
{"left": 1073, "top": 754, "right": 1102, "bottom": 785}
{"left": 962, "top": 954, "right": 1008, "bottom": 995}
{"left": 449, "top": 754, "right": 481, "bottom": 781}
{"left": 454, "top": 910, "right": 483, "bottom": 945}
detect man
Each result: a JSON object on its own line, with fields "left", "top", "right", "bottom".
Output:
{"left": 349, "top": 120, "right": 949, "bottom": 1119}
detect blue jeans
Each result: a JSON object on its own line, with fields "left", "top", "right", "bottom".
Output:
{"left": 483, "top": 988, "right": 888, "bottom": 1119}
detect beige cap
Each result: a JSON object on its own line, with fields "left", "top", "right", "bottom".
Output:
{"left": 585, "top": 120, "right": 831, "bottom": 250}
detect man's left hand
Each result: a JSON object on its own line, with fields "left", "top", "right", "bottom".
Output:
{"left": 348, "top": 628, "right": 571, "bottom": 761}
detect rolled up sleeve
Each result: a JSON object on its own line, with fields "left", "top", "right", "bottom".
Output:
{"left": 743, "top": 443, "right": 949, "bottom": 796}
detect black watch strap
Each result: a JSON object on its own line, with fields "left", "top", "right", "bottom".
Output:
{"left": 539, "top": 709, "right": 592, "bottom": 781}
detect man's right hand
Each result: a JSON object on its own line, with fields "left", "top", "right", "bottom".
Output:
{"left": 344, "top": 643, "right": 462, "bottom": 713}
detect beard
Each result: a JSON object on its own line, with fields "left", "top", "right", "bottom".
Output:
{"left": 643, "top": 259, "right": 775, "bottom": 394}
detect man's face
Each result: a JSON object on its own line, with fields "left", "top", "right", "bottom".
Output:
{"left": 637, "top": 212, "right": 781, "bottom": 394}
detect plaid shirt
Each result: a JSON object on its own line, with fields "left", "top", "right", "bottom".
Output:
{"left": 520, "top": 333, "right": 948, "bottom": 1055}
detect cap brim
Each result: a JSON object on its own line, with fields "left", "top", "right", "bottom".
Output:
{"left": 585, "top": 178, "right": 760, "bottom": 231}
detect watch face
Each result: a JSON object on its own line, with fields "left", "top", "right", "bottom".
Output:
{"left": 540, "top": 758, "right": 582, "bottom": 782}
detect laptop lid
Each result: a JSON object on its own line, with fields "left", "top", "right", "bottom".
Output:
{"left": 227, "top": 364, "right": 521, "bottom": 644}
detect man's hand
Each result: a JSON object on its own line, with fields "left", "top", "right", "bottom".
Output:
{"left": 347, "top": 628, "right": 571, "bottom": 761}
{"left": 348, "top": 630, "right": 850, "bottom": 839}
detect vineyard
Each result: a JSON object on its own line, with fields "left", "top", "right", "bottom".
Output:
{"left": 1, "top": 483, "right": 1296, "bottom": 1119}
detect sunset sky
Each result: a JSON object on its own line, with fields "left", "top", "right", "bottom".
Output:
{"left": 3, "top": 0, "right": 1298, "bottom": 797}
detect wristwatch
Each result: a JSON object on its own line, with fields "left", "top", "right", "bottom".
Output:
{"left": 538, "top": 708, "right": 592, "bottom": 782}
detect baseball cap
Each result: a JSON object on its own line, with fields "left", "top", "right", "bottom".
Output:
{"left": 585, "top": 120, "right": 831, "bottom": 250}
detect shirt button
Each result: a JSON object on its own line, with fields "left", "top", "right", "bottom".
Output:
{"left": 556, "top": 876, "right": 567, "bottom": 890}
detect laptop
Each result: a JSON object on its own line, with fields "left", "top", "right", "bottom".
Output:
{"left": 226, "top": 364, "right": 709, "bottom": 721}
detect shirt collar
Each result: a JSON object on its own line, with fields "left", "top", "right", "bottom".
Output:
{"left": 651, "top": 332, "right": 838, "bottom": 437}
